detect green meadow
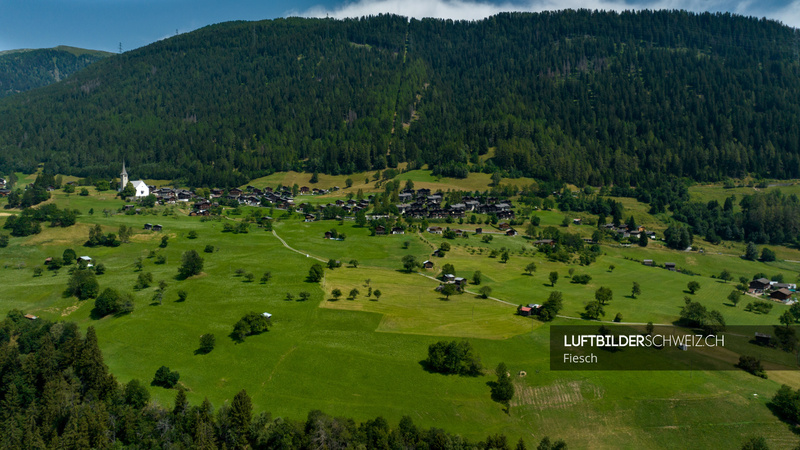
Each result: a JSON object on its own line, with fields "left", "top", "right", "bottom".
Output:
{"left": 2, "top": 181, "right": 800, "bottom": 448}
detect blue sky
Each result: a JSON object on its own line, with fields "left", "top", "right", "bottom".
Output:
{"left": 1, "top": 0, "right": 798, "bottom": 53}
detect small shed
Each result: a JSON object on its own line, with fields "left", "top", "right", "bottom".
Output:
{"left": 642, "top": 259, "right": 654, "bottom": 266}
{"left": 152, "top": 224, "right": 163, "bottom": 231}
{"left": 261, "top": 312, "right": 272, "bottom": 319}
{"left": 422, "top": 260, "right": 434, "bottom": 269}
{"left": 755, "top": 332, "right": 772, "bottom": 345}
{"left": 518, "top": 306, "right": 532, "bottom": 316}
{"left": 665, "top": 262, "right": 676, "bottom": 271}
{"left": 144, "top": 223, "right": 153, "bottom": 230}
{"left": 24, "top": 314, "right": 38, "bottom": 320}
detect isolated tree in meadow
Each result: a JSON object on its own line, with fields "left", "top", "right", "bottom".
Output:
{"left": 687, "top": 281, "right": 701, "bottom": 295}
{"left": 177, "top": 290, "right": 188, "bottom": 302}
{"left": 761, "top": 247, "right": 777, "bottom": 262}
{"left": 160, "top": 235, "right": 169, "bottom": 248}
{"left": 638, "top": 232, "right": 648, "bottom": 247}
{"left": 402, "top": 255, "right": 420, "bottom": 272}
{"left": 178, "top": 250, "right": 204, "bottom": 279}
{"left": 134, "top": 257, "right": 144, "bottom": 272}
{"left": 308, "top": 263, "right": 324, "bottom": 282}
{"left": 349, "top": 288, "right": 360, "bottom": 300}
{"left": 595, "top": 287, "right": 613, "bottom": 305}
{"left": 331, "top": 288, "right": 342, "bottom": 300}
{"left": 244, "top": 273, "right": 255, "bottom": 282}
{"left": 549, "top": 271, "right": 559, "bottom": 287}
{"left": 744, "top": 242, "right": 758, "bottom": 260}
{"left": 728, "top": 290, "right": 742, "bottom": 307}
{"left": 298, "top": 291, "right": 311, "bottom": 301}
{"left": 472, "top": 270, "right": 482, "bottom": 285}
{"left": 491, "top": 362, "right": 515, "bottom": 408}
{"left": 198, "top": 334, "right": 216, "bottom": 354}
{"left": 260, "top": 271, "right": 272, "bottom": 283}
{"left": 719, "top": 269, "right": 733, "bottom": 281}
{"left": 479, "top": 286, "right": 492, "bottom": 299}
{"left": 349, "top": 259, "right": 359, "bottom": 268}
{"left": 524, "top": 262, "right": 537, "bottom": 275}
{"left": 631, "top": 282, "right": 641, "bottom": 298}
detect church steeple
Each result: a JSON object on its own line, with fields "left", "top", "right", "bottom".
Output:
{"left": 120, "top": 161, "right": 129, "bottom": 191}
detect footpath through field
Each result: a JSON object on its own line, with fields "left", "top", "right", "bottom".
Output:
{"left": 271, "top": 230, "right": 326, "bottom": 262}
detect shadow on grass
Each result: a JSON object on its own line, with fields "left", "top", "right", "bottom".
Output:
{"left": 194, "top": 347, "right": 212, "bottom": 356}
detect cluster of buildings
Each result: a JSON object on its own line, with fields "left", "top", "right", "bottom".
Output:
{"left": 396, "top": 189, "right": 515, "bottom": 220}
{"left": 0, "top": 177, "right": 8, "bottom": 197}
{"left": 748, "top": 278, "right": 797, "bottom": 302}
{"left": 602, "top": 222, "right": 655, "bottom": 240}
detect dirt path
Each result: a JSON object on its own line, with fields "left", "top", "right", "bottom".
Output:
{"left": 271, "top": 230, "right": 326, "bottom": 262}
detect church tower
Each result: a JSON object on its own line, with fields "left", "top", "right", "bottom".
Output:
{"left": 120, "top": 161, "right": 129, "bottom": 191}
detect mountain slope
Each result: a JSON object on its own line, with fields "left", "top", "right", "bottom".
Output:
{"left": 0, "top": 46, "right": 111, "bottom": 97}
{"left": 0, "top": 11, "right": 798, "bottom": 187}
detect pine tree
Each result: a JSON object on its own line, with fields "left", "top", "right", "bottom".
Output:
{"left": 76, "top": 326, "right": 112, "bottom": 398}
{"left": 229, "top": 389, "right": 252, "bottom": 448}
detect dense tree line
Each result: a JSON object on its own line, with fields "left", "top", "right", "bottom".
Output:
{"left": 0, "top": 11, "right": 797, "bottom": 186}
{"left": 672, "top": 190, "right": 800, "bottom": 245}
{"left": 0, "top": 311, "right": 562, "bottom": 448}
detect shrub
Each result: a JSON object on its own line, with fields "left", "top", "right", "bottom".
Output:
{"left": 198, "top": 334, "right": 216, "bottom": 354}
{"left": 424, "top": 340, "right": 483, "bottom": 376}
{"left": 152, "top": 366, "right": 180, "bottom": 388}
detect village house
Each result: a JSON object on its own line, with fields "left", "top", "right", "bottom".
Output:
{"left": 422, "top": 260, "right": 434, "bottom": 269}
{"left": 749, "top": 278, "right": 772, "bottom": 292}
{"left": 771, "top": 288, "right": 793, "bottom": 301}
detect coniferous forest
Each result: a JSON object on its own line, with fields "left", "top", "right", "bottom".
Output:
{"left": 0, "top": 11, "right": 798, "bottom": 187}
{"left": 0, "top": 47, "right": 110, "bottom": 98}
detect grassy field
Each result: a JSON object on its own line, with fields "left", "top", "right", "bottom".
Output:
{"left": 2, "top": 184, "right": 800, "bottom": 448}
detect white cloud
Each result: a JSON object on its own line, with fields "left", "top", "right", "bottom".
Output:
{"left": 298, "top": 0, "right": 800, "bottom": 28}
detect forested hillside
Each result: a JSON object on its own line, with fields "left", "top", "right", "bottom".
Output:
{"left": 0, "top": 11, "right": 797, "bottom": 187}
{"left": 0, "top": 46, "right": 110, "bottom": 98}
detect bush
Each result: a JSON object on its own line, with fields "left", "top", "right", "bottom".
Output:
{"left": 94, "top": 288, "right": 134, "bottom": 317}
{"left": 152, "top": 366, "right": 180, "bottom": 388}
{"left": 232, "top": 312, "right": 271, "bottom": 342}
{"left": 424, "top": 340, "right": 483, "bottom": 376}
{"left": 308, "top": 263, "right": 324, "bottom": 282}
{"left": 571, "top": 274, "right": 592, "bottom": 284}
{"left": 737, "top": 355, "right": 767, "bottom": 378}
{"left": 198, "top": 334, "right": 216, "bottom": 354}
{"left": 204, "top": 245, "right": 215, "bottom": 253}
{"left": 134, "top": 272, "right": 153, "bottom": 290}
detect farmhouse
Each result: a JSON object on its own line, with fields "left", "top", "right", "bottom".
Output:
{"left": 518, "top": 306, "right": 532, "bottom": 316}
{"left": 642, "top": 259, "right": 654, "bottom": 266}
{"left": 771, "top": 288, "right": 793, "bottom": 301}
{"left": 749, "top": 278, "right": 771, "bottom": 292}
{"left": 374, "top": 226, "right": 386, "bottom": 235}
{"left": 422, "top": 260, "right": 434, "bottom": 269}
{"left": 391, "top": 227, "right": 404, "bottom": 235}
{"left": 23, "top": 314, "right": 38, "bottom": 320}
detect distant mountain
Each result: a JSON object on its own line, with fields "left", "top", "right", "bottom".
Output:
{"left": 0, "top": 46, "right": 111, "bottom": 97}
{"left": 0, "top": 11, "right": 798, "bottom": 187}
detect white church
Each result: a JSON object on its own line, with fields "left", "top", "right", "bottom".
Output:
{"left": 119, "top": 162, "right": 150, "bottom": 198}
